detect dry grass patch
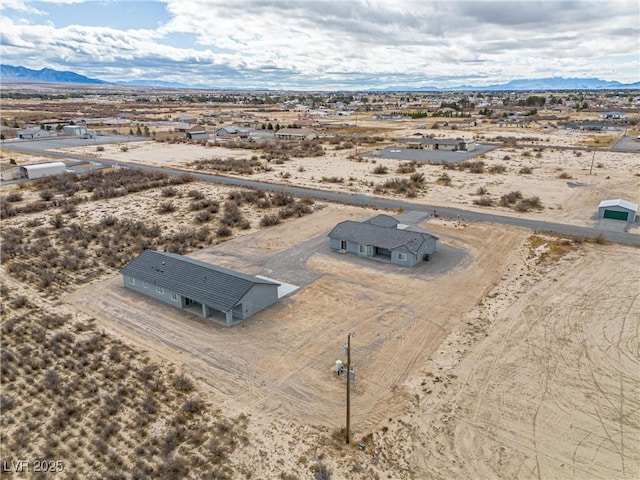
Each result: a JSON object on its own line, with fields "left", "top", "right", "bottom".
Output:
{"left": 578, "top": 134, "right": 621, "bottom": 148}
{"left": 0, "top": 299, "right": 250, "bottom": 479}
{"left": 528, "top": 234, "right": 580, "bottom": 263}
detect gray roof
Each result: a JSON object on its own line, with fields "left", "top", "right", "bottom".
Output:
{"left": 363, "top": 214, "right": 399, "bottom": 228}
{"left": 399, "top": 137, "right": 472, "bottom": 146}
{"left": 328, "top": 217, "right": 438, "bottom": 254}
{"left": 120, "top": 250, "right": 279, "bottom": 311}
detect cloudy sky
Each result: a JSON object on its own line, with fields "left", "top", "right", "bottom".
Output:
{"left": 1, "top": 0, "right": 638, "bottom": 90}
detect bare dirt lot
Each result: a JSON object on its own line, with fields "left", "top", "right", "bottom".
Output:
{"left": 377, "top": 238, "right": 640, "bottom": 480}
{"left": 67, "top": 205, "right": 526, "bottom": 433}
{"left": 2, "top": 103, "right": 639, "bottom": 478}
{"left": 61, "top": 126, "right": 640, "bottom": 232}
{"left": 64, "top": 205, "right": 640, "bottom": 478}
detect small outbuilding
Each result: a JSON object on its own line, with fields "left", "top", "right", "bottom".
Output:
{"left": 597, "top": 199, "right": 638, "bottom": 222}
{"left": 185, "top": 126, "right": 209, "bottom": 141}
{"left": 20, "top": 162, "right": 67, "bottom": 179}
{"left": 120, "top": 250, "right": 280, "bottom": 327}
{"left": 63, "top": 125, "right": 89, "bottom": 137}
{"left": 328, "top": 214, "right": 438, "bottom": 267}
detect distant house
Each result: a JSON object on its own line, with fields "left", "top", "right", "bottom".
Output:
{"left": 275, "top": 127, "right": 318, "bottom": 141}
{"left": 448, "top": 120, "right": 476, "bottom": 129}
{"left": 20, "top": 162, "right": 67, "bottom": 179}
{"left": 17, "top": 127, "right": 54, "bottom": 139}
{"left": 120, "top": 250, "right": 281, "bottom": 327}
{"left": 215, "top": 126, "right": 251, "bottom": 139}
{"left": 327, "top": 214, "right": 438, "bottom": 267}
{"left": 498, "top": 120, "right": 527, "bottom": 128}
{"left": 172, "top": 122, "right": 197, "bottom": 132}
{"left": 185, "top": 125, "right": 209, "bottom": 141}
{"left": 63, "top": 125, "right": 89, "bottom": 137}
{"left": 600, "top": 112, "right": 627, "bottom": 119}
{"left": 399, "top": 137, "right": 476, "bottom": 152}
{"left": 597, "top": 199, "right": 637, "bottom": 222}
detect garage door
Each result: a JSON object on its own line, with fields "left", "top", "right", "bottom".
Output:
{"left": 603, "top": 209, "right": 629, "bottom": 221}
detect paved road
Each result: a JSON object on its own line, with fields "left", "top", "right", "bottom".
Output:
{"left": 3, "top": 141, "right": 639, "bottom": 246}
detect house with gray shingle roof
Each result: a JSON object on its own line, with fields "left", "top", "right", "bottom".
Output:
{"left": 327, "top": 214, "right": 438, "bottom": 267}
{"left": 120, "top": 250, "right": 280, "bottom": 326}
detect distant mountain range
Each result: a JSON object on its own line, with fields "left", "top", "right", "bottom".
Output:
{"left": 381, "top": 77, "right": 640, "bottom": 92}
{"left": 1, "top": 64, "right": 639, "bottom": 91}
{"left": 0, "top": 64, "right": 108, "bottom": 85}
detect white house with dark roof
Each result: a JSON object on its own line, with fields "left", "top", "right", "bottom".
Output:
{"left": 120, "top": 250, "right": 280, "bottom": 326}
{"left": 328, "top": 214, "right": 438, "bottom": 267}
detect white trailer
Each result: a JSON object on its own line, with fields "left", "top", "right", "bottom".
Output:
{"left": 20, "top": 162, "right": 67, "bottom": 179}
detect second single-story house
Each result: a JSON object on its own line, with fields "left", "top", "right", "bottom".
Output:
{"left": 275, "top": 127, "right": 318, "bottom": 141}
{"left": 120, "top": 250, "right": 280, "bottom": 327}
{"left": 328, "top": 214, "right": 438, "bottom": 267}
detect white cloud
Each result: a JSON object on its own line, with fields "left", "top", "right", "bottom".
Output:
{"left": 1, "top": 0, "right": 638, "bottom": 88}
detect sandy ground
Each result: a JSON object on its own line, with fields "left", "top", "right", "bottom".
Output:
{"left": 376, "top": 237, "right": 640, "bottom": 479}
{"left": 3, "top": 116, "right": 639, "bottom": 478}
{"left": 63, "top": 204, "right": 640, "bottom": 478}
{"left": 67, "top": 205, "right": 527, "bottom": 433}
{"left": 60, "top": 127, "right": 640, "bottom": 232}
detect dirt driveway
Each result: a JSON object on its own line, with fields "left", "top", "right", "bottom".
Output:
{"left": 67, "top": 205, "right": 528, "bottom": 434}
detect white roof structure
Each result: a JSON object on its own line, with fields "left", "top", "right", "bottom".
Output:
{"left": 598, "top": 199, "right": 638, "bottom": 211}
{"left": 22, "top": 162, "right": 66, "bottom": 173}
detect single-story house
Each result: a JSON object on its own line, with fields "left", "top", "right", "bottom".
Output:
{"left": 120, "top": 250, "right": 280, "bottom": 327}
{"left": 328, "top": 214, "right": 438, "bottom": 267}
{"left": 185, "top": 126, "right": 209, "bottom": 141}
{"left": 20, "top": 162, "right": 67, "bottom": 179}
{"left": 275, "top": 127, "right": 318, "bottom": 141}
{"left": 17, "top": 127, "right": 55, "bottom": 139}
{"left": 171, "top": 122, "right": 198, "bottom": 132}
{"left": 600, "top": 112, "right": 627, "bottom": 119}
{"left": 399, "top": 137, "right": 476, "bottom": 152}
{"left": 597, "top": 199, "right": 638, "bottom": 222}
{"left": 215, "top": 126, "right": 251, "bottom": 138}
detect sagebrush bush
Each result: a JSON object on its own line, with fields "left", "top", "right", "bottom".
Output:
{"left": 260, "top": 214, "right": 280, "bottom": 227}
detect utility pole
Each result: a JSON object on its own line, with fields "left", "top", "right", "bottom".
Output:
{"left": 590, "top": 147, "right": 596, "bottom": 175}
{"left": 354, "top": 110, "right": 358, "bottom": 158}
{"left": 345, "top": 331, "right": 355, "bottom": 444}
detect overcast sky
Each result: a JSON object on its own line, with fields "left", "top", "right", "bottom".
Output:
{"left": 1, "top": 0, "right": 638, "bottom": 90}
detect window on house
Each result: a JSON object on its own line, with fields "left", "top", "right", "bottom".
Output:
{"left": 171, "top": 292, "right": 178, "bottom": 301}
{"left": 397, "top": 253, "right": 407, "bottom": 261}
{"left": 142, "top": 281, "right": 147, "bottom": 288}
{"left": 129, "top": 276, "right": 135, "bottom": 285}
{"left": 359, "top": 245, "right": 367, "bottom": 254}
{"left": 156, "top": 287, "right": 164, "bottom": 294}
